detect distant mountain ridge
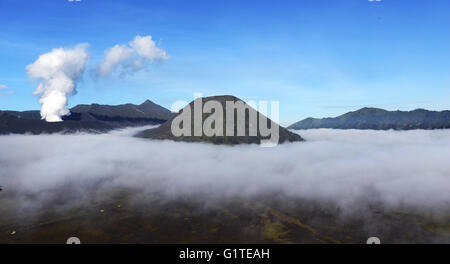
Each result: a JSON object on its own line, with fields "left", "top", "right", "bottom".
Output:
{"left": 0, "top": 100, "right": 174, "bottom": 135}
{"left": 70, "top": 100, "right": 173, "bottom": 120}
{"left": 289, "top": 107, "right": 450, "bottom": 130}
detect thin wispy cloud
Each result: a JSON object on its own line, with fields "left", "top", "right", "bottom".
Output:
{"left": 0, "top": 84, "right": 13, "bottom": 95}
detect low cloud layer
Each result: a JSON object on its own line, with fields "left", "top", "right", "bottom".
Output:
{"left": 26, "top": 44, "right": 90, "bottom": 122}
{"left": 0, "top": 128, "right": 449, "bottom": 213}
{"left": 96, "top": 35, "right": 168, "bottom": 77}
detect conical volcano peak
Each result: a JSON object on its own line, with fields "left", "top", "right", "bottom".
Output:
{"left": 137, "top": 95, "right": 303, "bottom": 145}
{"left": 141, "top": 99, "right": 154, "bottom": 105}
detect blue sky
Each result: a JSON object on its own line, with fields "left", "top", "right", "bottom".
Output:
{"left": 0, "top": 0, "right": 450, "bottom": 125}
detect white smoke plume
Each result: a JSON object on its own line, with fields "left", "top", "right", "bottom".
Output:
{"left": 26, "top": 44, "right": 90, "bottom": 122}
{"left": 0, "top": 128, "right": 449, "bottom": 213}
{"left": 96, "top": 35, "right": 168, "bottom": 77}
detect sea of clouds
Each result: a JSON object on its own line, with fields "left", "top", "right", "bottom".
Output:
{"left": 0, "top": 127, "right": 449, "bottom": 213}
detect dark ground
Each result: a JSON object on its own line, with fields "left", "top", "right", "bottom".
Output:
{"left": 0, "top": 188, "right": 448, "bottom": 244}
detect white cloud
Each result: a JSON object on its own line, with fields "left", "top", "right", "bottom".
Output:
{"left": 0, "top": 84, "right": 13, "bottom": 95}
{"left": 96, "top": 44, "right": 135, "bottom": 77}
{"left": 0, "top": 127, "right": 449, "bottom": 214}
{"left": 96, "top": 35, "right": 168, "bottom": 77}
{"left": 130, "top": 35, "right": 168, "bottom": 61}
{"left": 26, "top": 44, "right": 90, "bottom": 122}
